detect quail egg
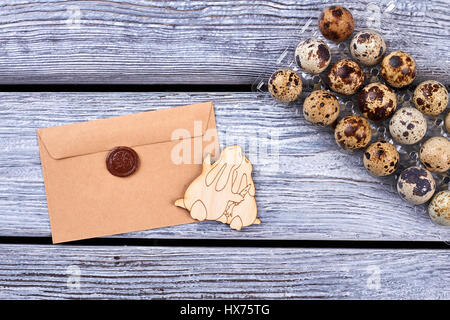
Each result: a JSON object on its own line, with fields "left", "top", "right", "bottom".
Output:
{"left": 413, "top": 80, "right": 448, "bottom": 116}
{"left": 358, "top": 82, "right": 397, "bottom": 121}
{"left": 363, "top": 141, "right": 399, "bottom": 176}
{"left": 318, "top": 6, "right": 354, "bottom": 42}
{"left": 389, "top": 107, "right": 427, "bottom": 145}
{"left": 380, "top": 51, "right": 416, "bottom": 88}
{"left": 328, "top": 59, "right": 364, "bottom": 95}
{"left": 295, "top": 38, "right": 331, "bottom": 74}
{"left": 419, "top": 136, "right": 450, "bottom": 173}
{"left": 428, "top": 190, "right": 450, "bottom": 226}
{"left": 335, "top": 115, "right": 372, "bottom": 150}
{"left": 397, "top": 166, "right": 436, "bottom": 205}
{"left": 350, "top": 30, "right": 386, "bottom": 66}
{"left": 446, "top": 111, "right": 450, "bottom": 132}
{"left": 303, "top": 90, "right": 340, "bottom": 126}
{"left": 268, "top": 69, "right": 303, "bottom": 102}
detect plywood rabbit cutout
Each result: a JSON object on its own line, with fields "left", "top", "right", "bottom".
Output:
{"left": 175, "top": 145, "right": 260, "bottom": 230}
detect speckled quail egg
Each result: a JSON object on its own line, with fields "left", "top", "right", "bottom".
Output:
{"left": 303, "top": 90, "right": 340, "bottom": 126}
{"left": 295, "top": 38, "right": 331, "bottom": 74}
{"left": 419, "top": 136, "right": 450, "bottom": 173}
{"left": 358, "top": 82, "right": 397, "bottom": 121}
{"left": 350, "top": 30, "right": 386, "bottom": 66}
{"left": 335, "top": 115, "right": 372, "bottom": 150}
{"left": 413, "top": 80, "right": 448, "bottom": 116}
{"left": 397, "top": 166, "right": 436, "bottom": 205}
{"left": 268, "top": 69, "right": 303, "bottom": 102}
{"left": 318, "top": 6, "right": 354, "bottom": 42}
{"left": 363, "top": 141, "right": 399, "bottom": 176}
{"left": 380, "top": 51, "right": 416, "bottom": 88}
{"left": 328, "top": 59, "right": 364, "bottom": 95}
{"left": 389, "top": 107, "right": 427, "bottom": 145}
{"left": 428, "top": 190, "right": 450, "bottom": 226}
{"left": 446, "top": 111, "right": 450, "bottom": 132}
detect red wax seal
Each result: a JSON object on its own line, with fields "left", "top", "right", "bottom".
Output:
{"left": 106, "top": 146, "right": 139, "bottom": 177}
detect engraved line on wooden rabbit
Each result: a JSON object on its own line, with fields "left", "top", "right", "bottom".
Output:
{"left": 175, "top": 145, "right": 260, "bottom": 230}
{"left": 222, "top": 154, "right": 259, "bottom": 230}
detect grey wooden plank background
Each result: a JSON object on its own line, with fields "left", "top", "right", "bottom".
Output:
{"left": 0, "top": 0, "right": 449, "bottom": 300}
{"left": 0, "top": 0, "right": 448, "bottom": 84}
{"left": 0, "top": 91, "right": 449, "bottom": 241}
{"left": 1, "top": 245, "right": 449, "bottom": 299}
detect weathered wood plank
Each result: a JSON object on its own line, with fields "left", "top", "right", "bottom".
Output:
{"left": 0, "top": 245, "right": 448, "bottom": 299}
{"left": 0, "top": 91, "right": 448, "bottom": 241}
{"left": 0, "top": 0, "right": 448, "bottom": 84}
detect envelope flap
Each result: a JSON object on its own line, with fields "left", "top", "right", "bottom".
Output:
{"left": 37, "top": 102, "right": 214, "bottom": 160}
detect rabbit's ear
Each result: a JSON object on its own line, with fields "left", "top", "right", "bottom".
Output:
{"left": 232, "top": 171, "right": 246, "bottom": 194}
{"left": 240, "top": 174, "right": 249, "bottom": 194}
{"left": 205, "top": 148, "right": 226, "bottom": 186}
{"left": 205, "top": 162, "right": 226, "bottom": 187}
{"left": 215, "top": 163, "right": 233, "bottom": 192}
{"left": 202, "top": 154, "right": 212, "bottom": 171}
{"left": 214, "top": 146, "right": 244, "bottom": 192}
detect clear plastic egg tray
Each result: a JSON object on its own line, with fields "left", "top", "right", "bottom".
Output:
{"left": 251, "top": 4, "right": 449, "bottom": 219}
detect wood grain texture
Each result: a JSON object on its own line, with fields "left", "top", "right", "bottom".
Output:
{"left": 0, "top": 0, "right": 448, "bottom": 84}
{"left": 0, "top": 91, "right": 449, "bottom": 241}
{"left": 0, "top": 244, "right": 449, "bottom": 299}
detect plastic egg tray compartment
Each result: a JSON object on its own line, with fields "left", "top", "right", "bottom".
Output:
{"left": 252, "top": 16, "right": 449, "bottom": 218}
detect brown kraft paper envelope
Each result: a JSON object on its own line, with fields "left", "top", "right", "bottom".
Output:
{"left": 37, "top": 102, "right": 219, "bottom": 243}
